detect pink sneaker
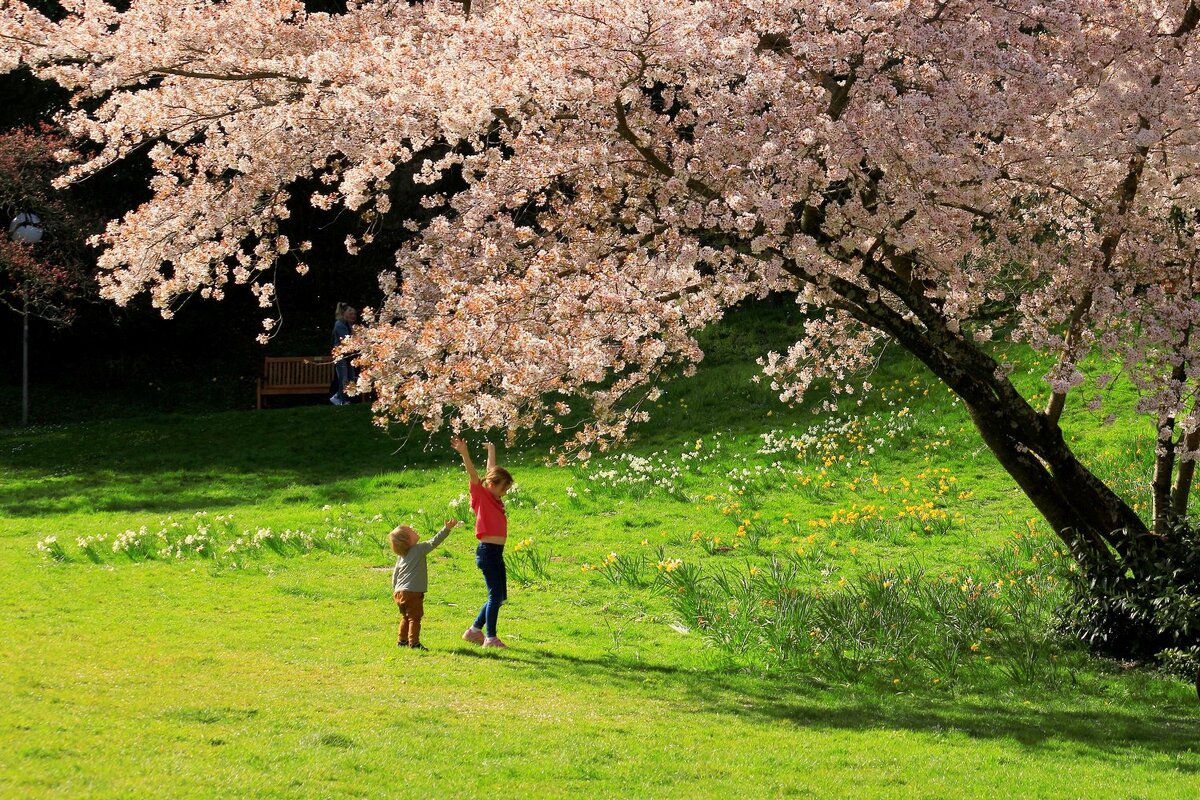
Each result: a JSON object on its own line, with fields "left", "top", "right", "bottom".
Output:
{"left": 482, "top": 637, "right": 508, "bottom": 649}
{"left": 462, "top": 627, "right": 485, "bottom": 646}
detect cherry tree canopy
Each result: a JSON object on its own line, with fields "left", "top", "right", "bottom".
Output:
{"left": 4, "top": 0, "right": 1200, "bottom": 564}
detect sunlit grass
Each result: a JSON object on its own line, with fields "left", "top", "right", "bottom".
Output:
{"left": 1, "top": 306, "right": 1195, "bottom": 799}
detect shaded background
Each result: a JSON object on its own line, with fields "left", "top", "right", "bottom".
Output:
{"left": 0, "top": 0, "right": 435, "bottom": 422}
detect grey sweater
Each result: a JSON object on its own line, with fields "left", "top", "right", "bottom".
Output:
{"left": 391, "top": 525, "right": 452, "bottom": 594}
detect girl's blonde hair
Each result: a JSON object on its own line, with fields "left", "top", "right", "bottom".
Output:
{"left": 388, "top": 526, "right": 413, "bottom": 555}
{"left": 485, "top": 466, "right": 514, "bottom": 489}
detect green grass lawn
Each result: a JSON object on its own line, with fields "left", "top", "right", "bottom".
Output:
{"left": 2, "top": 308, "right": 1197, "bottom": 799}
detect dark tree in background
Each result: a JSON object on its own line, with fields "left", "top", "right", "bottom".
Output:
{"left": 0, "top": 126, "right": 95, "bottom": 322}
{"left": 0, "top": 125, "right": 100, "bottom": 423}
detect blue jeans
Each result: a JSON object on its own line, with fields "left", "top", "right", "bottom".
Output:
{"left": 333, "top": 359, "right": 356, "bottom": 403}
{"left": 472, "top": 542, "right": 507, "bottom": 637}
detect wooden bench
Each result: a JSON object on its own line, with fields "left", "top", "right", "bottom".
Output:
{"left": 256, "top": 356, "right": 335, "bottom": 409}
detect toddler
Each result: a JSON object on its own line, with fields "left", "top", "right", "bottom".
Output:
{"left": 389, "top": 518, "right": 458, "bottom": 650}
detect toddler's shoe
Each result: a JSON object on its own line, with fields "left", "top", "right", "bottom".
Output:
{"left": 397, "top": 640, "right": 408, "bottom": 647}
{"left": 482, "top": 637, "right": 508, "bottom": 649}
{"left": 462, "top": 627, "right": 485, "bottom": 645}
{"left": 409, "top": 642, "right": 429, "bottom": 651}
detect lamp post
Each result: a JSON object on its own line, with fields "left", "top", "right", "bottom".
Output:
{"left": 9, "top": 212, "right": 43, "bottom": 427}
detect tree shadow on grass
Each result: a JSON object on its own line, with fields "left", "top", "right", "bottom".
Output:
{"left": 0, "top": 405, "right": 461, "bottom": 516}
{"left": 454, "top": 646, "right": 1200, "bottom": 764}
{"left": 0, "top": 468, "right": 432, "bottom": 516}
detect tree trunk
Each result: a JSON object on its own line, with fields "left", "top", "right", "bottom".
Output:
{"left": 765, "top": 216, "right": 1151, "bottom": 583}
{"left": 963, "top": 402, "right": 1115, "bottom": 565}
{"left": 1172, "top": 424, "right": 1200, "bottom": 519}
{"left": 1152, "top": 336, "right": 1190, "bottom": 533}
{"left": 943, "top": 362, "right": 1147, "bottom": 566}
{"left": 1044, "top": 292, "right": 1093, "bottom": 426}
{"left": 21, "top": 298, "right": 29, "bottom": 427}
{"left": 1153, "top": 416, "right": 1178, "bottom": 535}
{"left": 811, "top": 256, "right": 1148, "bottom": 575}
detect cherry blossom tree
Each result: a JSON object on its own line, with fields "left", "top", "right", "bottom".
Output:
{"left": 4, "top": 0, "right": 1200, "bottom": 652}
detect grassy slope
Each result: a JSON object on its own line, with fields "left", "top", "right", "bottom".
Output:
{"left": 1, "top": 305, "right": 1196, "bottom": 799}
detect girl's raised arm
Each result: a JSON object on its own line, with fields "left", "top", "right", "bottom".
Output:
{"left": 485, "top": 441, "right": 496, "bottom": 474}
{"left": 451, "top": 437, "right": 482, "bottom": 486}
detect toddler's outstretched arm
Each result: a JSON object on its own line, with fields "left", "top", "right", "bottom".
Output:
{"left": 485, "top": 441, "right": 496, "bottom": 474}
{"left": 422, "top": 518, "right": 459, "bottom": 553}
{"left": 451, "top": 437, "right": 482, "bottom": 486}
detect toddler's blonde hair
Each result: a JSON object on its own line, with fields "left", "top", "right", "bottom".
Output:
{"left": 389, "top": 526, "right": 414, "bottom": 555}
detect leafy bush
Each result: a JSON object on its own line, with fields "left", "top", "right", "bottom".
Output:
{"left": 1059, "top": 519, "right": 1200, "bottom": 678}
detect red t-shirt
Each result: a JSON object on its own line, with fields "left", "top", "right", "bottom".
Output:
{"left": 470, "top": 482, "right": 507, "bottom": 540}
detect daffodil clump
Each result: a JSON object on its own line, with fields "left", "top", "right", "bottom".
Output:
{"left": 575, "top": 434, "right": 729, "bottom": 500}
{"left": 649, "top": 524, "right": 1076, "bottom": 690}
{"left": 35, "top": 508, "right": 385, "bottom": 566}
{"left": 507, "top": 537, "right": 552, "bottom": 585}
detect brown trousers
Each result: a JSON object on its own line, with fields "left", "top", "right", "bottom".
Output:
{"left": 395, "top": 590, "right": 425, "bottom": 646}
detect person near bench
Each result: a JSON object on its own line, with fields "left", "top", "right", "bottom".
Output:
{"left": 331, "top": 303, "right": 358, "bottom": 406}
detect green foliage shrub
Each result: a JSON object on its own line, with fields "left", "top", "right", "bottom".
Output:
{"left": 1059, "top": 519, "right": 1200, "bottom": 678}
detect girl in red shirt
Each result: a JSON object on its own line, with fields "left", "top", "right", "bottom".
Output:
{"left": 451, "top": 437, "right": 514, "bottom": 648}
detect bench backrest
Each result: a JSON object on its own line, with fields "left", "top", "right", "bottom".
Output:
{"left": 262, "top": 356, "right": 334, "bottom": 388}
